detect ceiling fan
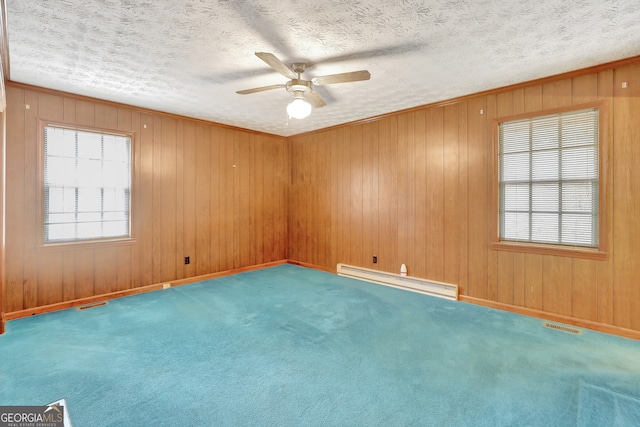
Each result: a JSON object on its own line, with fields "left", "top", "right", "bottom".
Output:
{"left": 236, "top": 52, "right": 371, "bottom": 119}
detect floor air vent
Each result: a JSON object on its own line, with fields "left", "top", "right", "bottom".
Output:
{"left": 337, "top": 263, "right": 458, "bottom": 300}
{"left": 542, "top": 321, "right": 582, "bottom": 335}
{"left": 77, "top": 301, "right": 108, "bottom": 310}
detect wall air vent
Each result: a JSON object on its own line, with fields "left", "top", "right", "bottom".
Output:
{"left": 542, "top": 321, "right": 583, "bottom": 335}
{"left": 76, "top": 301, "right": 108, "bottom": 310}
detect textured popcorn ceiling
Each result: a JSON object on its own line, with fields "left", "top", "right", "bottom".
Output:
{"left": 6, "top": 0, "right": 640, "bottom": 137}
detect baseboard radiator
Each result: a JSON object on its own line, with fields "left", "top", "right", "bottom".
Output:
{"left": 337, "top": 264, "right": 458, "bottom": 301}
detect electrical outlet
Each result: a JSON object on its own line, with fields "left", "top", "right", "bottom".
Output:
{"left": 373, "top": 255, "right": 377, "bottom": 264}
{"left": 185, "top": 256, "right": 190, "bottom": 265}
{"left": 163, "top": 283, "right": 170, "bottom": 289}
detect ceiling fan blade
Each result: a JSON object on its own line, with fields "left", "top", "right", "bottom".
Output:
{"left": 236, "top": 84, "right": 285, "bottom": 95}
{"left": 306, "top": 89, "right": 327, "bottom": 108}
{"left": 255, "top": 52, "right": 297, "bottom": 80}
{"left": 312, "top": 70, "right": 371, "bottom": 85}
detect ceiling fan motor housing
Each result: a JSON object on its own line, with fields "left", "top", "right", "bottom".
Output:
{"left": 286, "top": 79, "right": 312, "bottom": 94}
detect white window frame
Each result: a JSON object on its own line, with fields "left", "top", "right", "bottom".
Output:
{"left": 39, "top": 120, "right": 135, "bottom": 248}
{"left": 491, "top": 101, "right": 607, "bottom": 260}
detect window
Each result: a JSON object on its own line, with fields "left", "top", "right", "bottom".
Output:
{"left": 43, "top": 124, "right": 132, "bottom": 244}
{"left": 494, "top": 103, "right": 605, "bottom": 257}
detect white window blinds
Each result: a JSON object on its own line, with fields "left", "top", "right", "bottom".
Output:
{"left": 44, "top": 125, "right": 131, "bottom": 243}
{"left": 498, "top": 108, "right": 599, "bottom": 247}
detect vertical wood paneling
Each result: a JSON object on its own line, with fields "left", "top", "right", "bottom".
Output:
{"left": 542, "top": 255, "right": 572, "bottom": 316}
{"left": 62, "top": 252, "right": 75, "bottom": 300}
{"left": 413, "top": 111, "right": 427, "bottom": 278}
{"left": 307, "top": 135, "right": 317, "bottom": 264}
{"left": 116, "top": 246, "right": 132, "bottom": 291}
{"left": 285, "top": 61, "right": 640, "bottom": 333}
{"left": 572, "top": 73, "right": 598, "bottom": 104}
{"left": 316, "top": 133, "right": 332, "bottom": 268}
{"left": 237, "top": 132, "right": 251, "bottom": 267}
{"left": 425, "top": 108, "right": 444, "bottom": 281}
{"left": 274, "top": 136, "right": 287, "bottom": 261}
{"left": 37, "top": 252, "right": 62, "bottom": 305}
{"left": 288, "top": 136, "right": 302, "bottom": 262}
{"left": 485, "top": 95, "right": 498, "bottom": 302}
{"left": 175, "top": 121, "right": 185, "bottom": 279}
{"left": 182, "top": 122, "right": 196, "bottom": 277}
{"left": 377, "top": 117, "right": 398, "bottom": 274}
{"left": 138, "top": 114, "right": 154, "bottom": 287}
{"left": 93, "top": 248, "right": 117, "bottom": 295}
{"left": 208, "top": 126, "right": 220, "bottom": 272}
{"left": 161, "top": 117, "right": 178, "bottom": 281}
{"left": 218, "top": 128, "right": 231, "bottom": 271}
{"left": 263, "top": 136, "right": 277, "bottom": 263}
{"left": 596, "top": 69, "right": 615, "bottom": 326}
{"left": 443, "top": 104, "right": 459, "bottom": 285}
{"left": 312, "top": 135, "right": 320, "bottom": 265}
{"left": 195, "top": 124, "right": 211, "bottom": 275}
{"left": 524, "top": 254, "right": 543, "bottom": 310}
{"left": 612, "top": 63, "right": 640, "bottom": 330}
{"left": 250, "top": 133, "right": 259, "bottom": 266}
{"left": 362, "top": 121, "right": 379, "bottom": 268}
{"left": 4, "top": 85, "right": 289, "bottom": 315}
{"left": 151, "top": 116, "right": 163, "bottom": 283}
{"left": 338, "top": 127, "right": 351, "bottom": 265}
{"left": 328, "top": 130, "right": 340, "bottom": 269}
{"left": 457, "top": 101, "right": 469, "bottom": 293}
{"left": 396, "top": 114, "right": 413, "bottom": 273}
{"left": 350, "top": 125, "right": 364, "bottom": 267}
{"left": 228, "top": 132, "right": 240, "bottom": 268}
{"left": 542, "top": 79, "right": 572, "bottom": 109}
{"left": 74, "top": 250, "right": 95, "bottom": 299}
{"left": 75, "top": 101, "right": 95, "bottom": 127}
{"left": 6, "top": 58, "right": 640, "bottom": 335}
{"left": 221, "top": 128, "right": 235, "bottom": 271}
{"left": 23, "top": 90, "right": 39, "bottom": 308}
{"left": 572, "top": 259, "right": 597, "bottom": 320}
{"left": 512, "top": 89, "right": 525, "bottom": 114}
{"left": 512, "top": 253, "right": 525, "bottom": 307}
{"left": 466, "top": 97, "right": 488, "bottom": 299}
{"left": 496, "top": 251, "right": 514, "bottom": 305}
{"left": 94, "top": 103, "right": 118, "bottom": 128}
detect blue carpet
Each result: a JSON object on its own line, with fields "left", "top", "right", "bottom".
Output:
{"left": 1, "top": 264, "right": 640, "bottom": 426}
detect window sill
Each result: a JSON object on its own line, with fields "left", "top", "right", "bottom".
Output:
{"left": 491, "top": 240, "right": 607, "bottom": 260}
{"left": 37, "top": 237, "right": 137, "bottom": 253}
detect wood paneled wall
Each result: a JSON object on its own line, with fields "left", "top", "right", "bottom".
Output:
{"left": 1, "top": 110, "right": 5, "bottom": 333}
{"left": 3, "top": 60, "right": 640, "bottom": 335}
{"left": 3, "top": 84, "right": 288, "bottom": 313}
{"left": 289, "top": 61, "right": 640, "bottom": 333}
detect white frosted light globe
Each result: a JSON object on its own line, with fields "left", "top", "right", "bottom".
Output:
{"left": 287, "top": 98, "right": 312, "bottom": 119}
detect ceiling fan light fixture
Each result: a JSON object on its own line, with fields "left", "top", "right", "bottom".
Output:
{"left": 287, "top": 94, "right": 312, "bottom": 119}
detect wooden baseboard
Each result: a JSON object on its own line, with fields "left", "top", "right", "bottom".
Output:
{"left": 5, "top": 260, "right": 289, "bottom": 322}
{"left": 459, "top": 295, "right": 640, "bottom": 341}
{"left": 285, "top": 259, "right": 336, "bottom": 274}
{"left": 4, "top": 260, "right": 639, "bottom": 342}
{"left": 290, "top": 262, "right": 640, "bottom": 341}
